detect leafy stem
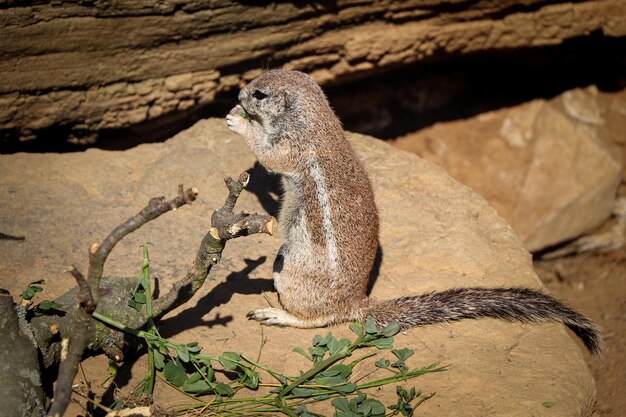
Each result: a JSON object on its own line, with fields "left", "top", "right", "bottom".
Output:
{"left": 89, "top": 245, "right": 445, "bottom": 416}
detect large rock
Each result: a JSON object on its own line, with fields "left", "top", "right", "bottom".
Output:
{"left": 0, "top": 118, "right": 595, "bottom": 415}
{"left": 394, "top": 87, "right": 624, "bottom": 252}
{"left": 1, "top": 0, "right": 625, "bottom": 143}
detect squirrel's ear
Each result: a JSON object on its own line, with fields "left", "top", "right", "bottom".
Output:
{"left": 284, "top": 90, "right": 295, "bottom": 112}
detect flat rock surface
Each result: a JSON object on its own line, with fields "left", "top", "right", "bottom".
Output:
{"left": 0, "top": 118, "right": 595, "bottom": 415}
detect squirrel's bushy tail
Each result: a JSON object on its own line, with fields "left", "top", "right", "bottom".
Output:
{"left": 367, "top": 287, "right": 602, "bottom": 356}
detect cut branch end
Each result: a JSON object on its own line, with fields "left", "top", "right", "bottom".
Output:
{"left": 266, "top": 218, "right": 278, "bottom": 236}
{"left": 89, "top": 242, "right": 99, "bottom": 254}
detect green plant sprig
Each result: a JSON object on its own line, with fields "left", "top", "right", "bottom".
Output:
{"left": 91, "top": 244, "right": 446, "bottom": 416}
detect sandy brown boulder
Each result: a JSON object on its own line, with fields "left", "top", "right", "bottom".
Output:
{"left": 1, "top": 0, "right": 625, "bottom": 143}
{"left": 0, "top": 118, "right": 595, "bottom": 415}
{"left": 394, "top": 87, "right": 624, "bottom": 252}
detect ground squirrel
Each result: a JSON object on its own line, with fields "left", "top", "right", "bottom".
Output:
{"left": 226, "top": 69, "right": 601, "bottom": 356}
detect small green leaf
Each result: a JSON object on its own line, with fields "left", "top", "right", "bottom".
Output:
{"left": 127, "top": 298, "right": 140, "bottom": 311}
{"left": 222, "top": 351, "right": 241, "bottom": 361}
{"left": 185, "top": 342, "right": 202, "bottom": 353}
{"left": 186, "top": 370, "right": 203, "bottom": 384}
{"left": 108, "top": 360, "right": 118, "bottom": 377}
{"left": 133, "top": 292, "right": 147, "bottom": 304}
{"left": 328, "top": 337, "right": 351, "bottom": 355}
{"left": 205, "top": 365, "right": 215, "bottom": 381}
{"left": 329, "top": 383, "right": 356, "bottom": 394}
{"left": 291, "top": 387, "right": 323, "bottom": 397}
{"left": 177, "top": 345, "right": 190, "bottom": 362}
{"left": 293, "top": 347, "right": 312, "bottom": 361}
{"left": 153, "top": 349, "right": 165, "bottom": 370}
{"left": 364, "top": 317, "right": 379, "bottom": 334}
{"left": 214, "top": 382, "right": 234, "bottom": 396}
{"left": 370, "top": 401, "right": 386, "bottom": 416}
{"left": 327, "top": 364, "right": 352, "bottom": 376}
{"left": 183, "top": 379, "right": 213, "bottom": 394}
{"left": 349, "top": 322, "right": 363, "bottom": 336}
{"left": 369, "top": 337, "right": 393, "bottom": 349}
{"left": 238, "top": 367, "right": 259, "bottom": 389}
{"left": 163, "top": 360, "right": 187, "bottom": 387}
{"left": 316, "top": 365, "right": 350, "bottom": 386}
{"left": 382, "top": 322, "right": 401, "bottom": 337}
{"left": 240, "top": 109, "right": 252, "bottom": 121}
{"left": 36, "top": 299, "right": 63, "bottom": 310}
{"left": 375, "top": 358, "right": 390, "bottom": 368}
{"left": 21, "top": 286, "right": 42, "bottom": 300}
{"left": 154, "top": 339, "right": 169, "bottom": 352}
{"left": 316, "top": 374, "right": 348, "bottom": 386}
{"left": 318, "top": 332, "right": 335, "bottom": 347}
{"left": 219, "top": 352, "right": 241, "bottom": 371}
{"left": 128, "top": 290, "right": 147, "bottom": 311}
{"left": 33, "top": 300, "right": 64, "bottom": 317}
{"left": 219, "top": 357, "right": 237, "bottom": 371}
{"left": 543, "top": 401, "right": 556, "bottom": 408}
{"left": 332, "top": 397, "right": 351, "bottom": 413}
{"left": 21, "top": 280, "right": 45, "bottom": 300}
{"left": 359, "top": 398, "right": 385, "bottom": 416}
{"left": 392, "top": 361, "right": 408, "bottom": 373}
{"left": 310, "top": 346, "right": 326, "bottom": 359}
{"left": 392, "top": 348, "right": 414, "bottom": 362}
{"left": 354, "top": 391, "right": 367, "bottom": 403}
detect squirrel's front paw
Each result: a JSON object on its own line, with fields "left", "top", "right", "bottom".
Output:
{"left": 226, "top": 104, "right": 250, "bottom": 135}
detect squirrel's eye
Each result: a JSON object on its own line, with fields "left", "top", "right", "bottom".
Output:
{"left": 252, "top": 90, "right": 268, "bottom": 100}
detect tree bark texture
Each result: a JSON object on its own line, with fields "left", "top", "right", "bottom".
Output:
{"left": 0, "top": 292, "right": 46, "bottom": 416}
{"left": 0, "top": 0, "right": 624, "bottom": 143}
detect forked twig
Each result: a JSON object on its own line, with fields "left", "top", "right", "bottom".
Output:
{"left": 47, "top": 186, "right": 198, "bottom": 417}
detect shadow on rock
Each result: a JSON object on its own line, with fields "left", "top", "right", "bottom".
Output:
{"left": 245, "top": 162, "right": 282, "bottom": 218}
{"left": 367, "top": 245, "right": 383, "bottom": 295}
{"left": 158, "top": 257, "right": 273, "bottom": 338}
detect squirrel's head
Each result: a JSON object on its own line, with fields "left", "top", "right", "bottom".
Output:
{"left": 234, "top": 69, "right": 343, "bottom": 174}
{"left": 238, "top": 69, "right": 339, "bottom": 141}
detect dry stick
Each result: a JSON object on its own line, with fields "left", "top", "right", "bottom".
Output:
{"left": 47, "top": 185, "right": 199, "bottom": 417}
{"left": 88, "top": 185, "right": 199, "bottom": 306}
{"left": 152, "top": 172, "right": 276, "bottom": 317}
{"left": 48, "top": 174, "right": 276, "bottom": 416}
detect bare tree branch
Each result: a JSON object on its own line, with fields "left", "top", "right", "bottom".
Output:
{"left": 86, "top": 186, "right": 199, "bottom": 305}
{"left": 41, "top": 174, "right": 275, "bottom": 416}
{"left": 152, "top": 173, "right": 276, "bottom": 317}
{"left": 47, "top": 186, "right": 198, "bottom": 417}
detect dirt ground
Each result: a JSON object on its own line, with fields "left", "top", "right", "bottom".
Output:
{"left": 534, "top": 247, "right": 626, "bottom": 416}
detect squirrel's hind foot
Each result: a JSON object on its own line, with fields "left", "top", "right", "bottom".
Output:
{"left": 247, "top": 307, "right": 334, "bottom": 328}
